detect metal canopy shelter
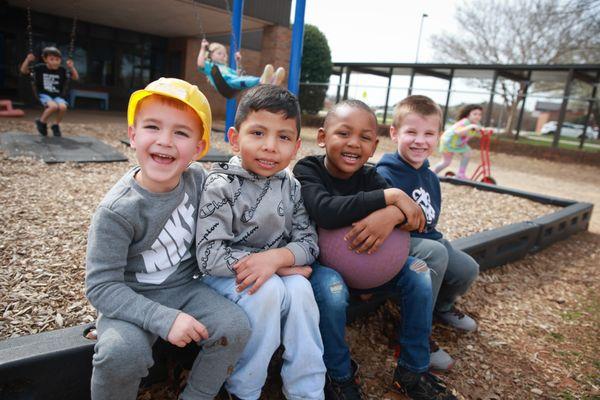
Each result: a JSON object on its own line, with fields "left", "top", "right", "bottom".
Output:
{"left": 332, "top": 62, "right": 600, "bottom": 148}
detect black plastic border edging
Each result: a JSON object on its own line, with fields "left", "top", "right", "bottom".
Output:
{"left": 440, "top": 177, "right": 593, "bottom": 269}
{"left": 0, "top": 324, "right": 95, "bottom": 400}
{"left": 0, "top": 179, "right": 593, "bottom": 399}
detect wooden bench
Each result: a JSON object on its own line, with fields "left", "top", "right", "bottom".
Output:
{"left": 69, "top": 89, "right": 109, "bottom": 110}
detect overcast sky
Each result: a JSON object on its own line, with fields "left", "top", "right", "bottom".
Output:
{"left": 301, "top": 0, "right": 461, "bottom": 63}
{"left": 291, "top": 0, "right": 500, "bottom": 111}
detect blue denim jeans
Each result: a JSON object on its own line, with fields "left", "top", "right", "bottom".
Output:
{"left": 310, "top": 256, "right": 432, "bottom": 381}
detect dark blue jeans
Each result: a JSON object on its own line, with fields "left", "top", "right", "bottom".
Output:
{"left": 310, "top": 256, "right": 432, "bottom": 381}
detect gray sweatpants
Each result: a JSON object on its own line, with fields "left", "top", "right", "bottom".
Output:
{"left": 91, "top": 279, "right": 251, "bottom": 400}
{"left": 410, "top": 237, "right": 479, "bottom": 313}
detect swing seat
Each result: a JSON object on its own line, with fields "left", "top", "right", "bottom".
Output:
{"left": 0, "top": 100, "right": 25, "bottom": 118}
{"left": 211, "top": 65, "right": 241, "bottom": 99}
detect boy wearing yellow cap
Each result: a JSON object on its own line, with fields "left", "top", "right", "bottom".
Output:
{"left": 85, "top": 78, "right": 250, "bottom": 400}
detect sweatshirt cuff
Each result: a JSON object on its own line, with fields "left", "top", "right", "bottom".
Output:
{"left": 285, "top": 242, "right": 315, "bottom": 266}
{"left": 145, "top": 303, "right": 181, "bottom": 340}
{"left": 362, "top": 189, "right": 387, "bottom": 212}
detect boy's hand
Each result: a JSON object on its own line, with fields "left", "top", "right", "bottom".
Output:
{"left": 25, "top": 53, "right": 35, "bottom": 63}
{"left": 234, "top": 52, "right": 242, "bottom": 63}
{"left": 234, "top": 248, "right": 294, "bottom": 294}
{"left": 167, "top": 312, "right": 209, "bottom": 348}
{"left": 201, "top": 39, "right": 209, "bottom": 49}
{"left": 66, "top": 59, "right": 74, "bottom": 69}
{"left": 277, "top": 265, "right": 312, "bottom": 279}
{"left": 345, "top": 207, "right": 397, "bottom": 254}
{"left": 394, "top": 193, "right": 426, "bottom": 232}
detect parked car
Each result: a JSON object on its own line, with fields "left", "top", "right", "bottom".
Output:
{"left": 540, "top": 121, "right": 599, "bottom": 139}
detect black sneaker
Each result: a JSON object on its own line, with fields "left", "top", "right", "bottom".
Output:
{"left": 392, "top": 365, "right": 457, "bottom": 400}
{"left": 51, "top": 124, "right": 62, "bottom": 137}
{"left": 325, "top": 359, "right": 365, "bottom": 400}
{"left": 35, "top": 119, "right": 48, "bottom": 136}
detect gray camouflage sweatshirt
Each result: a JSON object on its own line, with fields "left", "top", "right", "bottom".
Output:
{"left": 85, "top": 163, "right": 206, "bottom": 340}
{"left": 196, "top": 156, "right": 319, "bottom": 277}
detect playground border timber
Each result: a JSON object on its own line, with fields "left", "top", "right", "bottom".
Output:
{"left": 0, "top": 179, "right": 593, "bottom": 399}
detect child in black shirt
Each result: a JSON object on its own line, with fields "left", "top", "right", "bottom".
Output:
{"left": 293, "top": 100, "right": 457, "bottom": 400}
{"left": 20, "top": 46, "right": 79, "bottom": 136}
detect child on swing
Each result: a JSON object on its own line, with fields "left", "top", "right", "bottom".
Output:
{"left": 432, "top": 104, "right": 484, "bottom": 179}
{"left": 19, "top": 46, "right": 79, "bottom": 137}
{"left": 196, "top": 39, "right": 286, "bottom": 92}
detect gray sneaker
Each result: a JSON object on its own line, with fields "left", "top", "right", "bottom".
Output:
{"left": 436, "top": 307, "right": 477, "bottom": 332}
{"left": 429, "top": 339, "right": 454, "bottom": 371}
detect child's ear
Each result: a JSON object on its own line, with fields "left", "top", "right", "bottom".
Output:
{"left": 370, "top": 138, "right": 379, "bottom": 157}
{"left": 195, "top": 140, "right": 207, "bottom": 159}
{"left": 317, "top": 127, "right": 326, "bottom": 148}
{"left": 389, "top": 125, "right": 398, "bottom": 143}
{"left": 228, "top": 127, "right": 240, "bottom": 152}
{"left": 293, "top": 137, "right": 302, "bottom": 156}
{"left": 127, "top": 125, "right": 137, "bottom": 149}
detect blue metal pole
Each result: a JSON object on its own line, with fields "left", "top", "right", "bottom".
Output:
{"left": 225, "top": 0, "right": 244, "bottom": 140}
{"left": 288, "top": 0, "right": 306, "bottom": 95}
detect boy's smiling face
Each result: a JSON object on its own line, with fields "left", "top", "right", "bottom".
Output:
{"left": 318, "top": 105, "right": 379, "bottom": 179}
{"left": 391, "top": 112, "right": 440, "bottom": 169}
{"left": 128, "top": 96, "right": 206, "bottom": 193}
{"left": 229, "top": 109, "right": 301, "bottom": 177}
{"left": 44, "top": 55, "right": 62, "bottom": 70}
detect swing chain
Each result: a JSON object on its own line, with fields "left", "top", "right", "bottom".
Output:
{"left": 192, "top": 0, "right": 207, "bottom": 41}
{"left": 221, "top": 0, "right": 244, "bottom": 75}
{"left": 26, "top": 3, "right": 34, "bottom": 54}
{"left": 68, "top": 16, "right": 77, "bottom": 60}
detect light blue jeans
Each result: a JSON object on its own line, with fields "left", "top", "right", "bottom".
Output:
{"left": 203, "top": 274, "right": 326, "bottom": 400}
{"left": 310, "top": 256, "right": 432, "bottom": 381}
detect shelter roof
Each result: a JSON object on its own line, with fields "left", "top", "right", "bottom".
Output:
{"left": 8, "top": 0, "right": 290, "bottom": 38}
{"left": 332, "top": 62, "right": 600, "bottom": 84}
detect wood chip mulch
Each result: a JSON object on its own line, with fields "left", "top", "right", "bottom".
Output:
{"left": 1, "top": 119, "right": 598, "bottom": 399}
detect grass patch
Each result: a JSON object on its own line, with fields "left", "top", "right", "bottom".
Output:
{"left": 561, "top": 310, "right": 584, "bottom": 321}
{"left": 549, "top": 331, "right": 565, "bottom": 342}
{"left": 495, "top": 135, "right": 600, "bottom": 153}
{"left": 559, "top": 391, "right": 577, "bottom": 400}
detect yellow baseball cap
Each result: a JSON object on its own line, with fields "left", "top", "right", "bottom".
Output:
{"left": 127, "top": 77, "right": 212, "bottom": 160}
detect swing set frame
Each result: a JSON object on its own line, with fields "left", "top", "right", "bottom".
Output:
{"left": 25, "top": 0, "right": 78, "bottom": 101}
{"left": 195, "top": 0, "right": 246, "bottom": 99}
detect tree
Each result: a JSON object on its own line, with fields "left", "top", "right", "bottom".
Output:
{"left": 431, "top": 0, "right": 600, "bottom": 136}
{"left": 299, "top": 24, "right": 332, "bottom": 115}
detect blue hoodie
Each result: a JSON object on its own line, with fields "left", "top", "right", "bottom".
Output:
{"left": 376, "top": 152, "right": 443, "bottom": 240}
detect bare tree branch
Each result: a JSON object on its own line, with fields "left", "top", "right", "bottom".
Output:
{"left": 430, "top": 0, "right": 600, "bottom": 134}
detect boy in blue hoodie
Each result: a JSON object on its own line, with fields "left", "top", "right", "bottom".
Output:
{"left": 376, "top": 95, "right": 480, "bottom": 370}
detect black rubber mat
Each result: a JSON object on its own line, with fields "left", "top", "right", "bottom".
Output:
{"left": 0, "top": 132, "right": 127, "bottom": 163}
